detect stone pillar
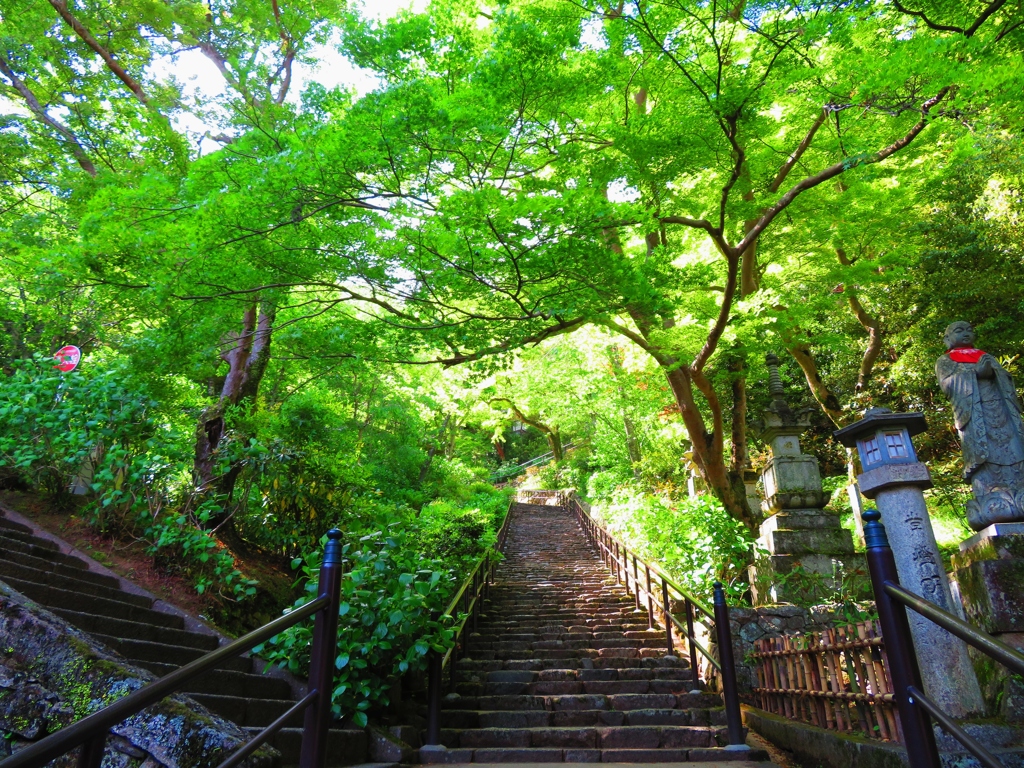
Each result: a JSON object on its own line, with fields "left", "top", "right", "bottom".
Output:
{"left": 748, "top": 354, "right": 864, "bottom": 606}
{"left": 835, "top": 408, "right": 985, "bottom": 717}
{"left": 951, "top": 524, "right": 1024, "bottom": 717}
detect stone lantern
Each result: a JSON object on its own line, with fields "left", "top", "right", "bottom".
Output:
{"left": 748, "top": 354, "right": 862, "bottom": 605}
{"left": 835, "top": 408, "right": 984, "bottom": 717}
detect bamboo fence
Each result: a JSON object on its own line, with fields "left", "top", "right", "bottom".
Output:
{"left": 750, "top": 620, "right": 901, "bottom": 742}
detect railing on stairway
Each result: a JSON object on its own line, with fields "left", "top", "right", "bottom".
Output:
{"left": 861, "top": 509, "right": 1024, "bottom": 768}
{"left": 424, "top": 498, "right": 515, "bottom": 747}
{"left": 4, "top": 530, "right": 346, "bottom": 768}
{"left": 489, "top": 443, "right": 577, "bottom": 483}
{"left": 555, "top": 490, "right": 749, "bottom": 752}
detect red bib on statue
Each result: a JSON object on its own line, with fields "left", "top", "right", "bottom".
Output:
{"left": 948, "top": 348, "right": 986, "bottom": 363}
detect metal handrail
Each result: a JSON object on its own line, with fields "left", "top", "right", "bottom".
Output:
{"left": 559, "top": 490, "right": 746, "bottom": 750}
{"left": 6, "top": 530, "right": 345, "bottom": 768}
{"left": 862, "top": 508, "right": 1020, "bottom": 768}
{"left": 489, "top": 443, "right": 577, "bottom": 481}
{"left": 884, "top": 582, "right": 1024, "bottom": 676}
{"left": 425, "top": 498, "right": 515, "bottom": 746}
{"left": 906, "top": 687, "right": 1003, "bottom": 768}
{"left": 560, "top": 490, "right": 713, "bottom": 617}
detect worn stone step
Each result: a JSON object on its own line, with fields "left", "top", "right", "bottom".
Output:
{"left": 52, "top": 609, "right": 220, "bottom": 650}
{"left": 93, "top": 634, "right": 252, "bottom": 673}
{"left": 0, "top": 533, "right": 93, "bottom": 570}
{"left": 0, "top": 545, "right": 120, "bottom": 589}
{"left": 450, "top": 725, "right": 725, "bottom": 750}
{"left": 190, "top": 693, "right": 294, "bottom": 725}
{"left": 248, "top": 726, "right": 368, "bottom": 766}
{"left": 136, "top": 660, "right": 292, "bottom": 698}
{"left": 3, "top": 575, "right": 182, "bottom": 628}
{"left": 0, "top": 516, "right": 34, "bottom": 534}
{"left": 0, "top": 527, "right": 61, "bottom": 551}
{"left": 0, "top": 560, "right": 152, "bottom": 608}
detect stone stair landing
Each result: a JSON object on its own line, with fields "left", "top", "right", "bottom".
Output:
{"left": 422, "top": 502, "right": 772, "bottom": 764}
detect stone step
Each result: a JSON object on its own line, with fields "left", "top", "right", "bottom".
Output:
{"left": 0, "top": 515, "right": 34, "bottom": 534}
{"left": 247, "top": 726, "right": 368, "bottom": 766}
{"left": 3, "top": 575, "right": 182, "bottom": 628}
{"left": 477, "top": 668, "right": 692, "bottom": 683}
{"left": 52, "top": 609, "right": 220, "bottom": 650}
{"left": 440, "top": 706, "right": 725, "bottom": 729}
{"left": 0, "top": 532, "right": 94, "bottom": 570}
{"left": 441, "top": 693, "right": 705, "bottom": 712}
{"left": 455, "top": 679, "right": 696, "bottom": 697}
{"left": 190, "top": 693, "right": 295, "bottom": 725}
{"left": 136, "top": 660, "right": 292, "bottom": 699}
{"left": 0, "top": 559, "right": 153, "bottom": 608}
{"left": 93, "top": 634, "right": 252, "bottom": 673}
{"left": 417, "top": 745, "right": 768, "bottom": 763}
{"left": 0, "top": 545, "right": 121, "bottom": 589}
{"left": 0, "top": 527, "right": 61, "bottom": 550}
{"left": 444, "top": 725, "right": 726, "bottom": 750}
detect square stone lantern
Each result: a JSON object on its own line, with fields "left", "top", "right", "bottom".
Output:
{"left": 834, "top": 409, "right": 931, "bottom": 497}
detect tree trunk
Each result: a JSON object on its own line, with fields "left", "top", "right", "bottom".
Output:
{"left": 418, "top": 414, "right": 451, "bottom": 485}
{"left": 194, "top": 301, "right": 275, "bottom": 522}
{"left": 661, "top": 364, "right": 757, "bottom": 533}
{"left": 490, "top": 398, "right": 563, "bottom": 462}
{"left": 608, "top": 345, "right": 642, "bottom": 476}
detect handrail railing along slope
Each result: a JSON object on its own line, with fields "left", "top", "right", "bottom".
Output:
{"left": 4, "top": 530, "right": 346, "bottom": 768}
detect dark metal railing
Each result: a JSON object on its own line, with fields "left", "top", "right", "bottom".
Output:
{"left": 560, "top": 490, "right": 748, "bottom": 750}
{"left": 862, "top": 509, "right": 1024, "bottom": 768}
{"left": 4, "top": 530, "right": 345, "bottom": 768}
{"left": 489, "top": 443, "right": 577, "bottom": 482}
{"left": 424, "top": 499, "right": 515, "bottom": 746}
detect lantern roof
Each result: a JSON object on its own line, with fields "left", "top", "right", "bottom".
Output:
{"left": 833, "top": 408, "right": 928, "bottom": 448}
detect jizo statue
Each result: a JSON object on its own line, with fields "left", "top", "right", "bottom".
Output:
{"left": 936, "top": 321, "right": 1024, "bottom": 531}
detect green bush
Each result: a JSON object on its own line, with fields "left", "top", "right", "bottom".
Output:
{"left": 256, "top": 524, "right": 456, "bottom": 726}
{"left": 590, "top": 486, "right": 753, "bottom": 602}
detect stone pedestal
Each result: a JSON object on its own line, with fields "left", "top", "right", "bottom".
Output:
{"left": 952, "top": 526, "right": 1024, "bottom": 719}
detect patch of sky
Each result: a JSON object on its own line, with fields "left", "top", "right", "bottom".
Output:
{"left": 607, "top": 178, "right": 641, "bottom": 203}
{"left": 579, "top": 16, "right": 608, "bottom": 51}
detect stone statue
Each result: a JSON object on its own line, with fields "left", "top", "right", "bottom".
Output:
{"left": 936, "top": 321, "right": 1024, "bottom": 530}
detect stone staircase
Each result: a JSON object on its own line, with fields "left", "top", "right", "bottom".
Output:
{"left": 0, "top": 509, "right": 367, "bottom": 766}
{"left": 423, "top": 502, "right": 771, "bottom": 763}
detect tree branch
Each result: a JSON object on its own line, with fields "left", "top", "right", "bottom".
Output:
{"left": 48, "top": 0, "right": 150, "bottom": 104}
{"left": 733, "top": 87, "right": 951, "bottom": 257}
{"left": 0, "top": 55, "right": 97, "bottom": 175}
{"left": 847, "top": 292, "right": 883, "bottom": 392}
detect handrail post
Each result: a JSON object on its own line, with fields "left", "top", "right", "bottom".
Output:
{"left": 645, "top": 565, "right": 654, "bottom": 629}
{"left": 661, "top": 579, "right": 674, "bottom": 655}
{"left": 632, "top": 556, "right": 641, "bottom": 612}
{"left": 713, "top": 581, "right": 748, "bottom": 751}
{"left": 425, "top": 650, "right": 443, "bottom": 746}
{"left": 299, "top": 529, "right": 344, "bottom": 768}
{"left": 685, "top": 599, "right": 701, "bottom": 694}
{"left": 862, "top": 510, "right": 941, "bottom": 767}
{"left": 77, "top": 733, "right": 107, "bottom": 768}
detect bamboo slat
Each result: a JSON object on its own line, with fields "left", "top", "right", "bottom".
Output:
{"left": 750, "top": 618, "right": 900, "bottom": 742}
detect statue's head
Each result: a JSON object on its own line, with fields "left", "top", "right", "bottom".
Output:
{"left": 943, "top": 321, "right": 976, "bottom": 350}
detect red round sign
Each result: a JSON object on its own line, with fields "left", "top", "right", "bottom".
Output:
{"left": 54, "top": 345, "right": 81, "bottom": 372}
